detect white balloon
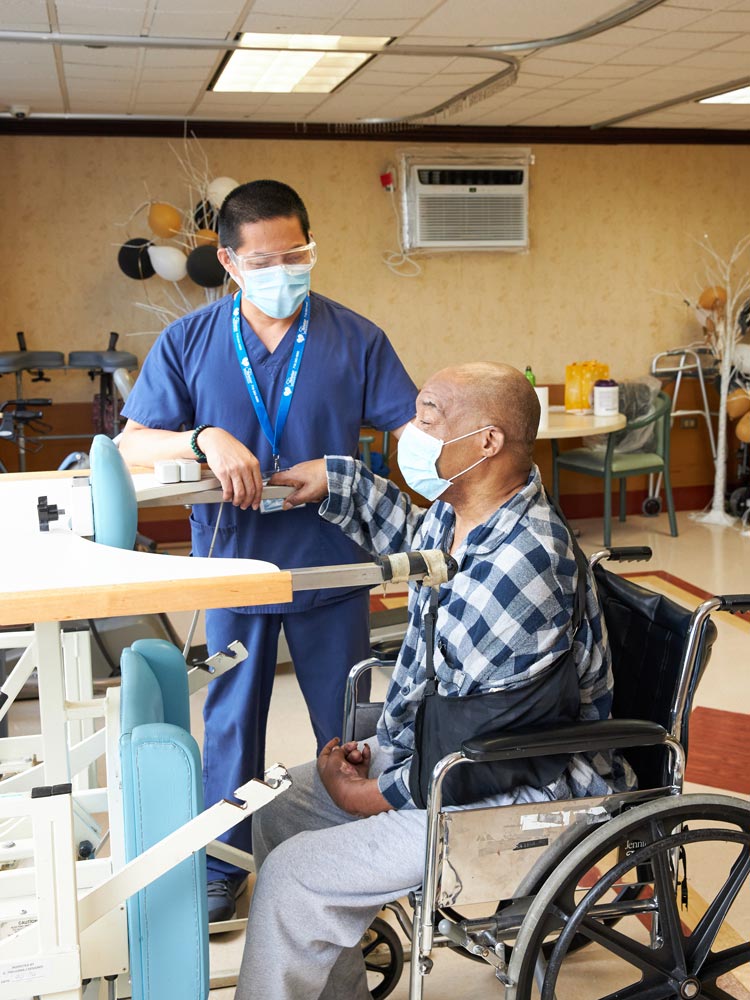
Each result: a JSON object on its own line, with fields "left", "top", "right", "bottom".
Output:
{"left": 207, "top": 176, "right": 240, "bottom": 210}
{"left": 147, "top": 244, "right": 188, "bottom": 282}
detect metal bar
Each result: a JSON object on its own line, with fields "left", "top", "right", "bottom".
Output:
{"left": 0, "top": 2, "right": 668, "bottom": 56}
{"left": 0, "top": 30, "right": 513, "bottom": 61}
{"left": 291, "top": 563, "right": 389, "bottom": 592}
{"left": 35, "top": 621, "right": 70, "bottom": 786}
{"left": 77, "top": 772, "right": 289, "bottom": 931}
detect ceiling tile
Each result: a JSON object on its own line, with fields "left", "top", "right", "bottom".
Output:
{"left": 641, "top": 28, "right": 740, "bottom": 48}
{"left": 62, "top": 47, "right": 141, "bottom": 69}
{"left": 715, "top": 32, "right": 750, "bottom": 49}
{"left": 533, "top": 40, "right": 629, "bottom": 63}
{"left": 142, "top": 49, "right": 217, "bottom": 70}
{"left": 345, "top": 0, "right": 437, "bottom": 16}
{"left": 239, "top": 12, "right": 338, "bottom": 34}
{"left": 148, "top": 11, "right": 239, "bottom": 38}
{"left": 688, "top": 10, "right": 750, "bottom": 31}
{"left": 521, "top": 54, "right": 596, "bottom": 78}
{"left": 631, "top": 5, "right": 717, "bottom": 30}
{"left": 410, "top": 0, "right": 622, "bottom": 41}
{"left": 331, "top": 18, "right": 419, "bottom": 34}
{"left": 607, "top": 45, "right": 687, "bottom": 65}
{"left": 0, "top": 0, "right": 49, "bottom": 30}
{"left": 678, "top": 47, "right": 750, "bottom": 67}
{"left": 576, "top": 63, "right": 653, "bottom": 79}
{"left": 56, "top": 0, "right": 147, "bottom": 35}
{"left": 152, "top": 0, "right": 239, "bottom": 12}
{"left": 592, "top": 24, "right": 663, "bottom": 46}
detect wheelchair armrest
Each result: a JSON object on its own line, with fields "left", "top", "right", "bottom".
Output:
{"left": 461, "top": 719, "right": 668, "bottom": 762}
{"left": 370, "top": 639, "right": 402, "bottom": 661}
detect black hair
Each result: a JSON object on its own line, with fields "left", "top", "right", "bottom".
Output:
{"left": 217, "top": 179, "right": 311, "bottom": 250}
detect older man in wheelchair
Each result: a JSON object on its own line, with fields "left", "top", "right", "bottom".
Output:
{"left": 230, "top": 360, "right": 647, "bottom": 1000}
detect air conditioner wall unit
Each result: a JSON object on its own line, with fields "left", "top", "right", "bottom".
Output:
{"left": 400, "top": 154, "right": 530, "bottom": 252}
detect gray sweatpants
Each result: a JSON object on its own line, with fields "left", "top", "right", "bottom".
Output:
{"left": 235, "top": 739, "right": 427, "bottom": 1000}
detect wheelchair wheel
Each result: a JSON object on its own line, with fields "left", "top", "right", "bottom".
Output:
{"left": 362, "top": 916, "right": 403, "bottom": 999}
{"left": 508, "top": 794, "right": 750, "bottom": 1000}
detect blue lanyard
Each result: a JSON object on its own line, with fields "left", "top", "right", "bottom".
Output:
{"left": 231, "top": 291, "right": 310, "bottom": 469}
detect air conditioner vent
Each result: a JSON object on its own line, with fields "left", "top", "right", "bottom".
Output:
{"left": 419, "top": 195, "right": 526, "bottom": 243}
{"left": 416, "top": 168, "right": 524, "bottom": 186}
{"left": 401, "top": 155, "right": 530, "bottom": 252}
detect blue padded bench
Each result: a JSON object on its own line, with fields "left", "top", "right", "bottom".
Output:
{"left": 120, "top": 638, "right": 209, "bottom": 1000}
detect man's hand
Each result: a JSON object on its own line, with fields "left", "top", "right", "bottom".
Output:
{"left": 270, "top": 458, "right": 328, "bottom": 509}
{"left": 198, "top": 427, "right": 264, "bottom": 510}
{"left": 316, "top": 738, "right": 391, "bottom": 817}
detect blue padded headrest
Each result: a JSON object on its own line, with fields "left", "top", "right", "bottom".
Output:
{"left": 131, "top": 639, "right": 191, "bottom": 733}
{"left": 120, "top": 648, "right": 165, "bottom": 736}
{"left": 89, "top": 434, "right": 137, "bottom": 550}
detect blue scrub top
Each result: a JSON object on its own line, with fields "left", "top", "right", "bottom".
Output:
{"left": 122, "top": 292, "right": 417, "bottom": 613}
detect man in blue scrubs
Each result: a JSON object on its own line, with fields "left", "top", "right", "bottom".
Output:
{"left": 119, "top": 180, "right": 416, "bottom": 920}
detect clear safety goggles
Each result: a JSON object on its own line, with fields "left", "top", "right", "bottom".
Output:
{"left": 227, "top": 240, "right": 317, "bottom": 273}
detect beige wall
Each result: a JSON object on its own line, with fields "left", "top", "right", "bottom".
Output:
{"left": 1, "top": 135, "right": 750, "bottom": 404}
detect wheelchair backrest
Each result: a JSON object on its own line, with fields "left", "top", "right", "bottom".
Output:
{"left": 594, "top": 565, "right": 717, "bottom": 788}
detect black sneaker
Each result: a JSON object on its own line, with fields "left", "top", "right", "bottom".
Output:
{"left": 207, "top": 876, "right": 246, "bottom": 922}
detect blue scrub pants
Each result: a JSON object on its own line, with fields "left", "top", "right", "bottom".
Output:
{"left": 202, "top": 590, "right": 372, "bottom": 880}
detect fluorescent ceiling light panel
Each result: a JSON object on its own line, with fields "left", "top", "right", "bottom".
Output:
{"left": 700, "top": 85, "right": 750, "bottom": 104}
{"left": 213, "top": 33, "right": 389, "bottom": 94}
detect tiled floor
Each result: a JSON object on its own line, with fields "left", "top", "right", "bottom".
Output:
{"left": 8, "top": 506, "right": 750, "bottom": 998}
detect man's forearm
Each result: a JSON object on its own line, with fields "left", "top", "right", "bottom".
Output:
{"left": 118, "top": 425, "right": 196, "bottom": 467}
{"left": 321, "top": 456, "right": 425, "bottom": 557}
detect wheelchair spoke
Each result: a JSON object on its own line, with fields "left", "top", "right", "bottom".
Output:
{"left": 688, "top": 846, "right": 750, "bottom": 975}
{"left": 573, "top": 915, "right": 677, "bottom": 978}
{"left": 648, "top": 822, "right": 688, "bottom": 977}
{"left": 700, "top": 941, "right": 750, "bottom": 983}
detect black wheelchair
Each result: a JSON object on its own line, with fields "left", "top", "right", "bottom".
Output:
{"left": 345, "top": 546, "right": 750, "bottom": 999}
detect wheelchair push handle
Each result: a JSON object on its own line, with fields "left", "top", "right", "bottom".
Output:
{"left": 716, "top": 595, "right": 750, "bottom": 614}
{"left": 590, "top": 546, "right": 652, "bottom": 568}
{"left": 603, "top": 546, "right": 652, "bottom": 562}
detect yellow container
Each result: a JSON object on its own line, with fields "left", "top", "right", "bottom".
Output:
{"left": 565, "top": 361, "right": 609, "bottom": 412}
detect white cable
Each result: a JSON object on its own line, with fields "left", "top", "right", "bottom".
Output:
{"left": 382, "top": 188, "right": 422, "bottom": 278}
{"left": 182, "top": 499, "right": 224, "bottom": 659}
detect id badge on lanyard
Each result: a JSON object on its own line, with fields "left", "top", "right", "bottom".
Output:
{"left": 231, "top": 291, "right": 310, "bottom": 513}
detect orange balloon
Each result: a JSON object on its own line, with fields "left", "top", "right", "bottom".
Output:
{"left": 194, "top": 228, "right": 218, "bottom": 247}
{"left": 698, "top": 285, "right": 727, "bottom": 312}
{"left": 736, "top": 411, "right": 750, "bottom": 443}
{"left": 148, "top": 202, "right": 183, "bottom": 239}
{"left": 727, "top": 388, "right": 750, "bottom": 421}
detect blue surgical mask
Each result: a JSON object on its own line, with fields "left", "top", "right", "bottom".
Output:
{"left": 239, "top": 265, "right": 311, "bottom": 319}
{"left": 397, "top": 421, "right": 492, "bottom": 502}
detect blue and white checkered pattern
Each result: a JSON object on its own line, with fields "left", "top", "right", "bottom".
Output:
{"left": 322, "top": 457, "right": 636, "bottom": 809}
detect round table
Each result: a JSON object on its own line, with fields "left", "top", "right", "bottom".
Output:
{"left": 536, "top": 406, "right": 626, "bottom": 440}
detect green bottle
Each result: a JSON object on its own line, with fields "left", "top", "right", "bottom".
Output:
{"left": 524, "top": 365, "right": 536, "bottom": 387}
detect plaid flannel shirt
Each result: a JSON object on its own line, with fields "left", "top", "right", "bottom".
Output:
{"left": 321, "top": 457, "right": 636, "bottom": 810}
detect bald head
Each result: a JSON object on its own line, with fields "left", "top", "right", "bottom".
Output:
{"left": 430, "top": 362, "right": 540, "bottom": 467}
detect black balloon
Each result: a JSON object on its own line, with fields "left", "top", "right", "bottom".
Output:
{"left": 193, "top": 199, "right": 218, "bottom": 231}
{"left": 117, "top": 238, "right": 155, "bottom": 280}
{"left": 186, "top": 245, "right": 225, "bottom": 288}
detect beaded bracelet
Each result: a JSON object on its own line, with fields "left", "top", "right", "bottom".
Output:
{"left": 190, "top": 424, "right": 212, "bottom": 463}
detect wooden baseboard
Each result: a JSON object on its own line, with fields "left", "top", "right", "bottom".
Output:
{"left": 558, "top": 484, "right": 713, "bottom": 520}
